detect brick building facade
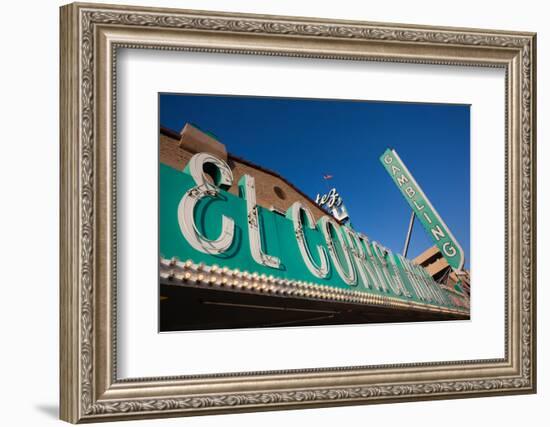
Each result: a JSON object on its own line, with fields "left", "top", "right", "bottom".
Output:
{"left": 160, "top": 123, "right": 329, "bottom": 222}
{"left": 414, "top": 245, "right": 471, "bottom": 297}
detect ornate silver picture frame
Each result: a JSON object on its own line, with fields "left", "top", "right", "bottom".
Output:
{"left": 60, "top": 2, "right": 536, "bottom": 423}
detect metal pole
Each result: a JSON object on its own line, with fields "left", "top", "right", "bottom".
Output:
{"left": 402, "top": 210, "right": 415, "bottom": 257}
{"left": 323, "top": 177, "right": 331, "bottom": 192}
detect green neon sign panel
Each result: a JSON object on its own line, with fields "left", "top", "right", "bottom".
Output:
{"left": 160, "top": 159, "right": 469, "bottom": 312}
{"left": 380, "top": 148, "right": 465, "bottom": 271}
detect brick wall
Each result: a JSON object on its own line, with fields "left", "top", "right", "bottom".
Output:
{"left": 159, "top": 126, "right": 328, "bottom": 222}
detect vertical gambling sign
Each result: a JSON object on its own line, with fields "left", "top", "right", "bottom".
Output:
{"left": 380, "top": 148, "right": 465, "bottom": 271}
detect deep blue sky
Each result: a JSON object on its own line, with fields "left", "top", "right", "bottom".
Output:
{"left": 160, "top": 93, "right": 470, "bottom": 269}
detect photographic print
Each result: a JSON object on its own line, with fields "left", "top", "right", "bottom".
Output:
{"left": 158, "top": 94, "right": 471, "bottom": 332}
{"left": 60, "top": 4, "right": 536, "bottom": 421}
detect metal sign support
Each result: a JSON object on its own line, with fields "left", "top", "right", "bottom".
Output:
{"left": 402, "top": 210, "right": 415, "bottom": 258}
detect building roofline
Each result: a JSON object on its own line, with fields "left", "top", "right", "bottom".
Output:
{"left": 160, "top": 126, "right": 181, "bottom": 140}
{"left": 160, "top": 126, "right": 334, "bottom": 220}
